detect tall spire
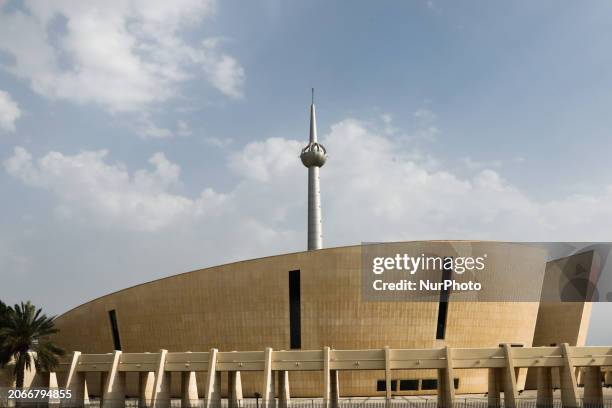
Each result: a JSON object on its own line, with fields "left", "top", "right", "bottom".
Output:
{"left": 300, "top": 89, "right": 327, "bottom": 250}
{"left": 309, "top": 90, "right": 317, "bottom": 143}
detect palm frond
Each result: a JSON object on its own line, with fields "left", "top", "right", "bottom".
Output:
{"left": 0, "top": 301, "right": 64, "bottom": 385}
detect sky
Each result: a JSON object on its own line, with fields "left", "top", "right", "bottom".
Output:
{"left": 0, "top": 0, "right": 611, "bottom": 344}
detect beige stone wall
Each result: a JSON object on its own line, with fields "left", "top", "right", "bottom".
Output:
{"left": 50, "top": 242, "right": 554, "bottom": 397}
{"left": 532, "top": 250, "right": 596, "bottom": 349}
{"left": 524, "top": 251, "right": 595, "bottom": 389}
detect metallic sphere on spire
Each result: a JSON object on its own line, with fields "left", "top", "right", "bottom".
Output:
{"left": 300, "top": 142, "right": 327, "bottom": 168}
{"left": 300, "top": 89, "right": 327, "bottom": 168}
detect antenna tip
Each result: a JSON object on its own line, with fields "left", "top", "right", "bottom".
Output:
{"left": 311, "top": 88, "right": 314, "bottom": 104}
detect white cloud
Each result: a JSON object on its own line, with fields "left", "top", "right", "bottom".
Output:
{"left": 411, "top": 108, "right": 439, "bottom": 140}
{"left": 229, "top": 137, "right": 302, "bottom": 182}
{"left": 0, "top": 1, "right": 245, "bottom": 117}
{"left": 228, "top": 117, "right": 612, "bottom": 243}
{"left": 204, "top": 136, "right": 232, "bottom": 148}
{"left": 5, "top": 116, "right": 612, "bottom": 315}
{"left": 134, "top": 114, "right": 174, "bottom": 139}
{"left": 132, "top": 116, "right": 195, "bottom": 139}
{"left": 6, "top": 116, "right": 612, "bottom": 242}
{"left": 0, "top": 89, "right": 21, "bottom": 132}
{"left": 380, "top": 113, "right": 398, "bottom": 135}
{"left": 198, "top": 38, "right": 245, "bottom": 99}
{"left": 5, "top": 147, "right": 195, "bottom": 231}
{"left": 413, "top": 108, "right": 436, "bottom": 121}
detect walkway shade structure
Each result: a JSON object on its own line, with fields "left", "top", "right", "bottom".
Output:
{"left": 17, "top": 344, "right": 612, "bottom": 408}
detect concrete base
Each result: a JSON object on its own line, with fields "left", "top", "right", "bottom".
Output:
{"left": 583, "top": 366, "right": 603, "bottom": 408}
{"left": 536, "top": 367, "right": 553, "bottom": 408}
{"left": 182, "top": 371, "right": 199, "bottom": 408}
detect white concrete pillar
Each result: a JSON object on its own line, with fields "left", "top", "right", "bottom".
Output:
{"left": 502, "top": 344, "right": 518, "bottom": 408}
{"left": 576, "top": 368, "right": 584, "bottom": 387}
{"left": 383, "top": 346, "right": 392, "bottom": 402}
{"left": 152, "top": 349, "right": 169, "bottom": 408}
{"left": 536, "top": 367, "right": 554, "bottom": 408}
{"left": 278, "top": 370, "right": 290, "bottom": 408}
{"left": 583, "top": 366, "right": 603, "bottom": 408}
{"left": 29, "top": 366, "right": 45, "bottom": 388}
{"left": 324, "top": 346, "right": 331, "bottom": 403}
{"left": 204, "top": 349, "right": 221, "bottom": 408}
{"left": 48, "top": 372, "right": 61, "bottom": 407}
{"left": 488, "top": 368, "right": 502, "bottom": 408}
{"left": 437, "top": 347, "right": 455, "bottom": 408}
{"left": 83, "top": 380, "right": 90, "bottom": 404}
{"left": 31, "top": 370, "right": 61, "bottom": 406}
{"left": 139, "top": 371, "right": 156, "bottom": 407}
{"left": 156, "top": 372, "right": 171, "bottom": 408}
{"left": 30, "top": 367, "right": 60, "bottom": 407}
{"left": 101, "top": 350, "right": 125, "bottom": 408}
{"left": 181, "top": 371, "right": 199, "bottom": 408}
{"left": 262, "top": 347, "right": 276, "bottom": 408}
{"left": 516, "top": 366, "right": 528, "bottom": 392}
{"left": 62, "top": 351, "right": 88, "bottom": 407}
{"left": 229, "top": 371, "right": 244, "bottom": 408}
{"left": 559, "top": 343, "right": 580, "bottom": 408}
{"left": 553, "top": 366, "right": 561, "bottom": 389}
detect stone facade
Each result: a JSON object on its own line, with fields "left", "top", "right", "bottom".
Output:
{"left": 49, "top": 242, "right": 592, "bottom": 397}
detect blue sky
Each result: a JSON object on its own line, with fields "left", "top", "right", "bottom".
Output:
{"left": 0, "top": 0, "right": 611, "bottom": 344}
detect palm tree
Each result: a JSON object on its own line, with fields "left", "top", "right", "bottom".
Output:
{"left": 0, "top": 300, "right": 7, "bottom": 325}
{"left": 0, "top": 301, "right": 65, "bottom": 388}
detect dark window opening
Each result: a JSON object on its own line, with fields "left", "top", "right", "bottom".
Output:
{"left": 454, "top": 378, "right": 460, "bottom": 389}
{"left": 376, "top": 380, "right": 397, "bottom": 391}
{"left": 289, "top": 270, "right": 301, "bottom": 349}
{"left": 400, "top": 379, "right": 419, "bottom": 391}
{"left": 436, "top": 257, "right": 453, "bottom": 339}
{"left": 421, "top": 379, "right": 438, "bottom": 390}
{"left": 108, "top": 309, "right": 121, "bottom": 350}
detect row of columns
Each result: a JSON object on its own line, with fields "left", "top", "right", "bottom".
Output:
{"left": 487, "top": 343, "right": 609, "bottom": 408}
{"left": 437, "top": 347, "right": 455, "bottom": 408}
{"left": 37, "top": 349, "right": 235, "bottom": 408}
{"left": 534, "top": 343, "right": 607, "bottom": 408}
{"left": 29, "top": 344, "right": 612, "bottom": 408}
{"left": 39, "top": 347, "right": 341, "bottom": 408}
{"left": 487, "top": 344, "right": 520, "bottom": 408}
{"left": 262, "top": 347, "right": 339, "bottom": 408}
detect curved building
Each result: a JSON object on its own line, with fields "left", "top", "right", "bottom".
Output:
{"left": 49, "top": 241, "right": 591, "bottom": 397}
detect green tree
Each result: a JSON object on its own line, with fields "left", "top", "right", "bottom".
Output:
{"left": 0, "top": 300, "right": 7, "bottom": 325}
{"left": 0, "top": 301, "right": 65, "bottom": 388}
